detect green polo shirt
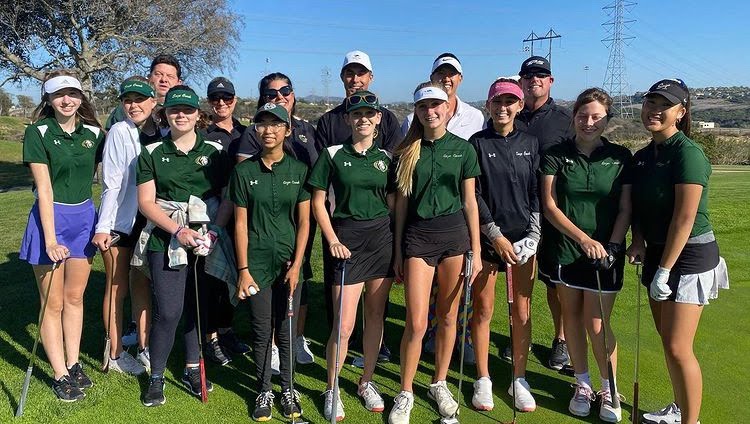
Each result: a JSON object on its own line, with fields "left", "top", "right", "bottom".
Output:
{"left": 136, "top": 133, "right": 230, "bottom": 252}
{"left": 308, "top": 139, "right": 394, "bottom": 220}
{"left": 23, "top": 117, "right": 104, "bottom": 204}
{"left": 631, "top": 131, "right": 712, "bottom": 244}
{"left": 541, "top": 138, "right": 632, "bottom": 265}
{"left": 228, "top": 154, "right": 310, "bottom": 289}
{"left": 407, "top": 131, "right": 480, "bottom": 221}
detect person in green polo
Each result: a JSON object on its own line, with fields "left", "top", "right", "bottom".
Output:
{"left": 229, "top": 102, "right": 310, "bottom": 422}
{"left": 135, "top": 85, "right": 233, "bottom": 407}
{"left": 307, "top": 90, "right": 394, "bottom": 420}
{"left": 539, "top": 88, "right": 632, "bottom": 422}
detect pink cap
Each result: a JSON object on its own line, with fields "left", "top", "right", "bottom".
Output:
{"left": 487, "top": 80, "right": 523, "bottom": 101}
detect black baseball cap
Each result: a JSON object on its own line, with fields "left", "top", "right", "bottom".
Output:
{"left": 207, "top": 77, "right": 235, "bottom": 97}
{"left": 645, "top": 78, "right": 689, "bottom": 106}
{"left": 520, "top": 56, "right": 551, "bottom": 77}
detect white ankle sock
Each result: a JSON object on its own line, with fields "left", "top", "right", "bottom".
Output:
{"left": 575, "top": 372, "right": 592, "bottom": 388}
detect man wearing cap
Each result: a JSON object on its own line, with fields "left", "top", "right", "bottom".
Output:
{"left": 203, "top": 77, "right": 247, "bottom": 158}
{"left": 516, "top": 55, "right": 574, "bottom": 371}
{"left": 401, "top": 53, "right": 485, "bottom": 140}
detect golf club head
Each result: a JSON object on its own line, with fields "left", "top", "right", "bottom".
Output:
{"left": 441, "top": 415, "right": 460, "bottom": 424}
{"left": 110, "top": 232, "right": 121, "bottom": 247}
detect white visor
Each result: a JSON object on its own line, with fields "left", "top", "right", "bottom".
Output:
{"left": 413, "top": 86, "right": 448, "bottom": 104}
{"left": 431, "top": 56, "right": 463, "bottom": 75}
{"left": 43, "top": 76, "right": 83, "bottom": 94}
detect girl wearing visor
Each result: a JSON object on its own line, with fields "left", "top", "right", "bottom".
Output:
{"left": 308, "top": 90, "right": 394, "bottom": 421}
{"left": 20, "top": 70, "right": 104, "bottom": 401}
{"left": 628, "top": 79, "right": 728, "bottom": 424}
{"left": 389, "top": 82, "right": 482, "bottom": 424}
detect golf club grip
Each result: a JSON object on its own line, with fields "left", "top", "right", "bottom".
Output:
{"left": 200, "top": 359, "right": 208, "bottom": 403}
{"left": 288, "top": 295, "right": 294, "bottom": 317}
{"left": 632, "top": 381, "right": 639, "bottom": 424}
{"left": 102, "top": 339, "right": 111, "bottom": 371}
{"left": 506, "top": 263, "right": 514, "bottom": 304}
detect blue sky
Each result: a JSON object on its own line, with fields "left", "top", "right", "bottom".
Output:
{"left": 6, "top": 1, "right": 749, "bottom": 103}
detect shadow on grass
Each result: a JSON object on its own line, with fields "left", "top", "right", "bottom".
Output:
{"left": 0, "top": 161, "right": 32, "bottom": 192}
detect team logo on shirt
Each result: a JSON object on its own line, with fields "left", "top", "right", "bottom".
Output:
{"left": 299, "top": 134, "right": 308, "bottom": 143}
{"left": 343, "top": 161, "right": 352, "bottom": 167}
{"left": 442, "top": 153, "right": 463, "bottom": 159}
{"left": 601, "top": 160, "right": 621, "bottom": 166}
{"left": 53, "top": 139, "right": 61, "bottom": 145}
{"left": 515, "top": 151, "right": 531, "bottom": 156}
{"left": 488, "top": 153, "right": 496, "bottom": 158}
{"left": 195, "top": 155, "right": 209, "bottom": 166}
{"left": 249, "top": 179, "right": 259, "bottom": 185}
{"left": 564, "top": 158, "right": 574, "bottom": 164}
{"left": 373, "top": 160, "right": 387, "bottom": 172}
{"left": 636, "top": 160, "right": 645, "bottom": 167}
{"left": 81, "top": 140, "right": 94, "bottom": 149}
{"left": 283, "top": 180, "right": 301, "bottom": 185}
{"left": 162, "top": 157, "right": 170, "bottom": 162}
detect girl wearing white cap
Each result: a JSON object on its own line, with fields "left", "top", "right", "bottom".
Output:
{"left": 389, "top": 82, "right": 482, "bottom": 424}
{"left": 19, "top": 70, "right": 104, "bottom": 401}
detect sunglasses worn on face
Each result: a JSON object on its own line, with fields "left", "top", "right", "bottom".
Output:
{"left": 348, "top": 94, "right": 378, "bottom": 107}
{"left": 521, "top": 73, "right": 551, "bottom": 80}
{"left": 209, "top": 95, "right": 235, "bottom": 104}
{"left": 262, "top": 85, "right": 293, "bottom": 99}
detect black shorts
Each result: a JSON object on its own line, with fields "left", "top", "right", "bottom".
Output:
{"left": 113, "top": 213, "right": 147, "bottom": 249}
{"left": 332, "top": 215, "right": 394, "bottom": 285}
{"left": 642, "top": 240, "right": 720, "bottom": 301}
{"left": 548, "top": 255, "right": 625, "bottom": 293}
{"left": 404, "top": 211, "right": 470, "bottom": 267}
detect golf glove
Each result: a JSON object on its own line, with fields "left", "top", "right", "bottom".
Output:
{"left": 595, "top": 242, "right": 622, "bottom": 271}
{"left": 512, "top": 237, "right": 538, "bottom": 265}
{"left": 194, "top": 230, "right": 218, "bottom": 257}
{"left": 650, "top": 266, "right": 672, "bottom": 301}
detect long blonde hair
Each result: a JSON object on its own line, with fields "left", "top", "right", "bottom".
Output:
{"left": 395, "top": 81, "right": 447, "bottom": 196}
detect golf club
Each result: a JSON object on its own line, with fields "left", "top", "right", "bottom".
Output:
{"left": 102, "top": 232, "right": 121, "bottom": 372}
{"left": 193, "top": 256, "right": 208, "bottom": 403}
{"left": 16, "top": 260, "right": 61, "bottom": 418}
{"left": 440, "top": 250, "right": 473, "bottom": 424}
{"left": 331, "top": 259, "right": 346, "bottom": 424}
{"left": 288, "top": 292, "right": 309, "bottom": 424}
{"left": 594, "top": 269, "right": 620, "bottom": 409}
{"left": 505, "top": 262, "right": 518, "bottom": 424}
{"left": 632, "top": 260, "right": 642, "bottom": 424}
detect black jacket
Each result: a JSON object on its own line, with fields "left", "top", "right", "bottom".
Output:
{"left": 516, "top": 98, "right": 574, "bottom": 153}
{"left": 314, "top": 101, "right": 402, "bottom": 153}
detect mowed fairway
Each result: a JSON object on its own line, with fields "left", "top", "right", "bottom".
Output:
{"left": 0, "top": 145, "right": 748, "bottom": 422}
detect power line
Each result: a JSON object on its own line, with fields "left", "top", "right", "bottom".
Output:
{"left": 602, "top": 0, "right": 636, "bottom": 119}
{"left": 522, "top": 28, "right": 562, "bottom": 65}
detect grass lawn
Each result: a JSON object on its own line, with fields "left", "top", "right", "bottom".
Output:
{"left": 0, "top": 144, "right": 747, "bottom": 422}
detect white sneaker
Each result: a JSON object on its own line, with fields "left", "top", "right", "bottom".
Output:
{"left": 388, "top": 391, "right": 414, "bottom": 424}
{"left": 642, "top": 402, "right": 681, "bottom": 424}
{"left": 569, "top": 383, "right": 596, "bottom": 417}
{"left": 109, "top": 351, "right": 146, "bottom": 375}
{"left": 137, "top": 347, "right": 151, "bottom": 373}
{"left": 271, "top": 344, "right": 280, "bottom": 375}
{"left": 598, "top": 389, "right": 622, "bottom": 422}
{"left": 323, "top": 389, "right": 345, "bottom": 421}
{"left": 427, "top": 380, "right": 458, "bottom": 418}
{"left": 472, "top": 376, "right": 494, "bottom": 411}
{"left": 507, "top": 377, "right": 536, "bottom": 412}
{"left": 295, "top": 335, "right": 315, "bottom": 365}
{"left": 358, "top": 380, "right": 385, "bottom": 412}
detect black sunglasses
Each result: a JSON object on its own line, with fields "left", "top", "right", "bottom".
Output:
{"left": 347, "top": 94, "right": 378, "bottom": 107}
{"left": 209, "top": 95, "right": 235, "bottom": 103}
{"left": 262, "top": 85, "right": 293, "bottom": 99}
{"left": 521, "top": 72, "right": 551, "bottom": 80}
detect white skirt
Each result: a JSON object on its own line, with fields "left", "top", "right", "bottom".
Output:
{"left": 675, "top": 256, "right": 729, "bottom": 305}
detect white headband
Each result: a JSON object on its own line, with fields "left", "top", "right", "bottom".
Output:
{"left": 431, "top": 56, "right": 463, "bottom": 75}
{"left": 413, "top": 86, "right": 448, "bottom": 104}
{"left": 43, "top": 76, "right": 83, "bottom": 95}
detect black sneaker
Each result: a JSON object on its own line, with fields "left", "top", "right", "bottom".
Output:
{"left": 52, "top": 375, "right": 85, "bottom": 402}
{"left": 280, "top": 388, "right": 303, "bottom": 419}
{"left": 548, "top": 338, "right": 570, "bottom": 370}
{"left": 252, "top": 390, "right": 274, "bottom": 422}
{"left": 377, "top": 343, "right": 391, "bottom": 363}
{"left": 500, "top": 345, "right": 512, "bottom": 362}
{"left": 219, "top": 330, "right": 251, "bottom": 356}
{"left": 67, "top": 362, "right": 93, "bottom": 389}
{"left": 205, "top": 337, "right": 232, "bottom": 366}
{"left": 181, "top": 366, "right": 214, "bottom": 397}
{"left": 142, "top": 376, "right": 166, "bottom": 407}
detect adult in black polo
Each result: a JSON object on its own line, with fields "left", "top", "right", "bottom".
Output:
{"left": 203, "top": 77, "right": 247, "bottom": 157}
{"left": 516, "top": 55, "right": 574, "bottom": 370}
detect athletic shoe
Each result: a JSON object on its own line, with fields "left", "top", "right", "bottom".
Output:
{"left": 323, "top": 389, "right": 345, "bottom": 422}
{"left": 109, "top": 351, "right": 146, "bottom": 375}
{"left": 507, "top": 377, "right": 536, "bottom": 412}
{"left": 388, "top": 391, "right": 414, "bottom": 424}
{"left": 142, "top": 376, "right": 165, "bottom": 407}
{"left": 252, "top": 390, "right": 274, "bottom": 422}
{"left": 358, "top": 380, "right": 385, "bottom": 412}
{"left": 427, "top": 380, "right": 458, "bottom": 417}
{"left": 569, "top": 383, "right": 596, "bottom": 417}
{"left": 67, "top": 362, "right": 93, "bottom": 389}
{"left": 500, "top": 345, "right": 512, "bottom": 362}
{"left": 351, "top": 356, "right": 365, "bottom": 368}
{"left": 295, "top": 335, "right": 315, "bottom": 364}
{"left": 378, "top": 343, "right": 391, "bottom": 363}
{"left": 281, "top": 388, "right": 303, "bottom": 418}
{"left": 598, "top": 389, "right": 622, "bottom": 422}
{"left": 121, "top": 321, "right": 137, "bottom": 347}
{"left": 219, "top": 330, "right": 251, "bottom": 356}
{"left": 424, "top": 335, "right": 436, "bottom": 354}
{"left": 181, "top": 366, "right": 214, "bottom": 398}
{"left": 642, "top": 402, "right": 681, "bottom": 424}
{"left": 271, "top": 344, "right": 280, "bottom": 375}
{"left": 472, "top": 376, "right": 494, "bottom": 411}
{"left": 137, "top": 347, "right": 151, "bottom": 372}
{"left": 52, "top": 375, "right": 85, "bottom": 402}
{"left": 548, "top": 338, "right": 570, "bottom": 370}
{"left": 205, "top": 336, "right": 232, "bottom": 366}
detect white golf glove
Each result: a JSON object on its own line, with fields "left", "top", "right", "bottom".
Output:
{"left": 512, "top": 238, "right": 538, "bottom": 265}
{"left": 650, "top": 266, "right": 672, "bottom": 301}
{"left": 193, "top": 230, "right": 218, "bottom": 257}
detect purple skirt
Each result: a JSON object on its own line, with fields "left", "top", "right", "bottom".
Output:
{"left": 20, "top": 199, "right": 97, "bottom": 265}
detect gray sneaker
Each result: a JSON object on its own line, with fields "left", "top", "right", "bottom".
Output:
{"left": 642, "top": 402, "right": 681, "bottom": 424}
{"left": 109, "top": 351, "right": 146, "bottom": 375}
{"left": 548, "top": 338, "right": 570, "bottom": 370}
{"left": 137, "top": 347, "right": 151, "bottom": 372}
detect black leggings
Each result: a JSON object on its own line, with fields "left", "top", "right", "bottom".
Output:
{"left": 205, "top": 273, "right": 233, "bottom": 333}
{"left": 148, "top": 251, "right": 209, "bottom": 376}
{"left": 247, "top": 278, "right": 302, "bottom": 392}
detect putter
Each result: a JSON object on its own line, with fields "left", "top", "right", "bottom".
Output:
{"left": 504, "top": 262, "right": 518, "bottom": 424}
{"left": 330, "top": 260, "right": 346, "bottom": 424}
{"left": 16, "top": 260, "right": 61, "bottom": 418}
{"left": 440, "top": 250, "right": 473, "bottom": 424}
{"left": 632, "top": 261, "right": 643, "bottom": 424}
{"left": 594, "top": 269, "right": 620, "bottom": 409}
{"left": 102, "top": 232, "right": 121, "bottom": 372}
{"left": 193, "top": 256, "right": 208, "bottom": 403}
{"left": 287, "top": 292, "right": 309, "bottom": 424}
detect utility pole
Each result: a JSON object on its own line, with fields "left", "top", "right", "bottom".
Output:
{"left": 602, "top": 0, "right": 636, "bottom": 119}
{"left": 522, "top": 28, "right": 562, "bottom": 65}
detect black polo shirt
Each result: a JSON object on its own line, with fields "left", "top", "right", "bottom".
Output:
{"left": 201, "top": 117, "right": 247, "bottom": 158}
{"left": 236, "top": 117, "right": 318, "bottom": 167}
{"left": 314, "top": 101, "right": 402, "bottom": 153}
{"left": 516, "top": 98, "right": 574, "bottom": 153}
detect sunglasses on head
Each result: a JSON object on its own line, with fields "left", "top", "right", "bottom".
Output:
{"left": 347, "top": 94, "right": 378, "bottom": 107}
{"left": 209, "top": 95, "right": 235, "bottom": 104}
{"left": 521, "top": 72, "right": 550, "bottom": 80}
{"left": 262, "top": 85, "right": 293, "bottom": 99}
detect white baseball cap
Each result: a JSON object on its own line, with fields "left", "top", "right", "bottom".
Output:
{"left": 43, "top": 75, "right": 83, "bottom": 95}
{"left": 342, "top": 50, "right": 372, "bottom": 72}
{"left": 414, "top": 86, "right": 449, "bottom": 104}
{"left": 431, "top": 56, "right": 463, "bottom": 75}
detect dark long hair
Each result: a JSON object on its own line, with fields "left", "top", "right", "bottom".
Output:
{"left": 32, "top": 70, "right": 101, "bottom": 129}
{"left": 256, "top": 72, "right": 296, "bottom": 117}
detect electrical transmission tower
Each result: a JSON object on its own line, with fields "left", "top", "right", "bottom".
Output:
{"left": 321, "top": 66, "right": 331, "bottom": 106}
{"left": 602, "top": 0, "right": 636, "bottom": 119}
{"left": 522, "top": 28, "right": 561, "bottom": 65}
